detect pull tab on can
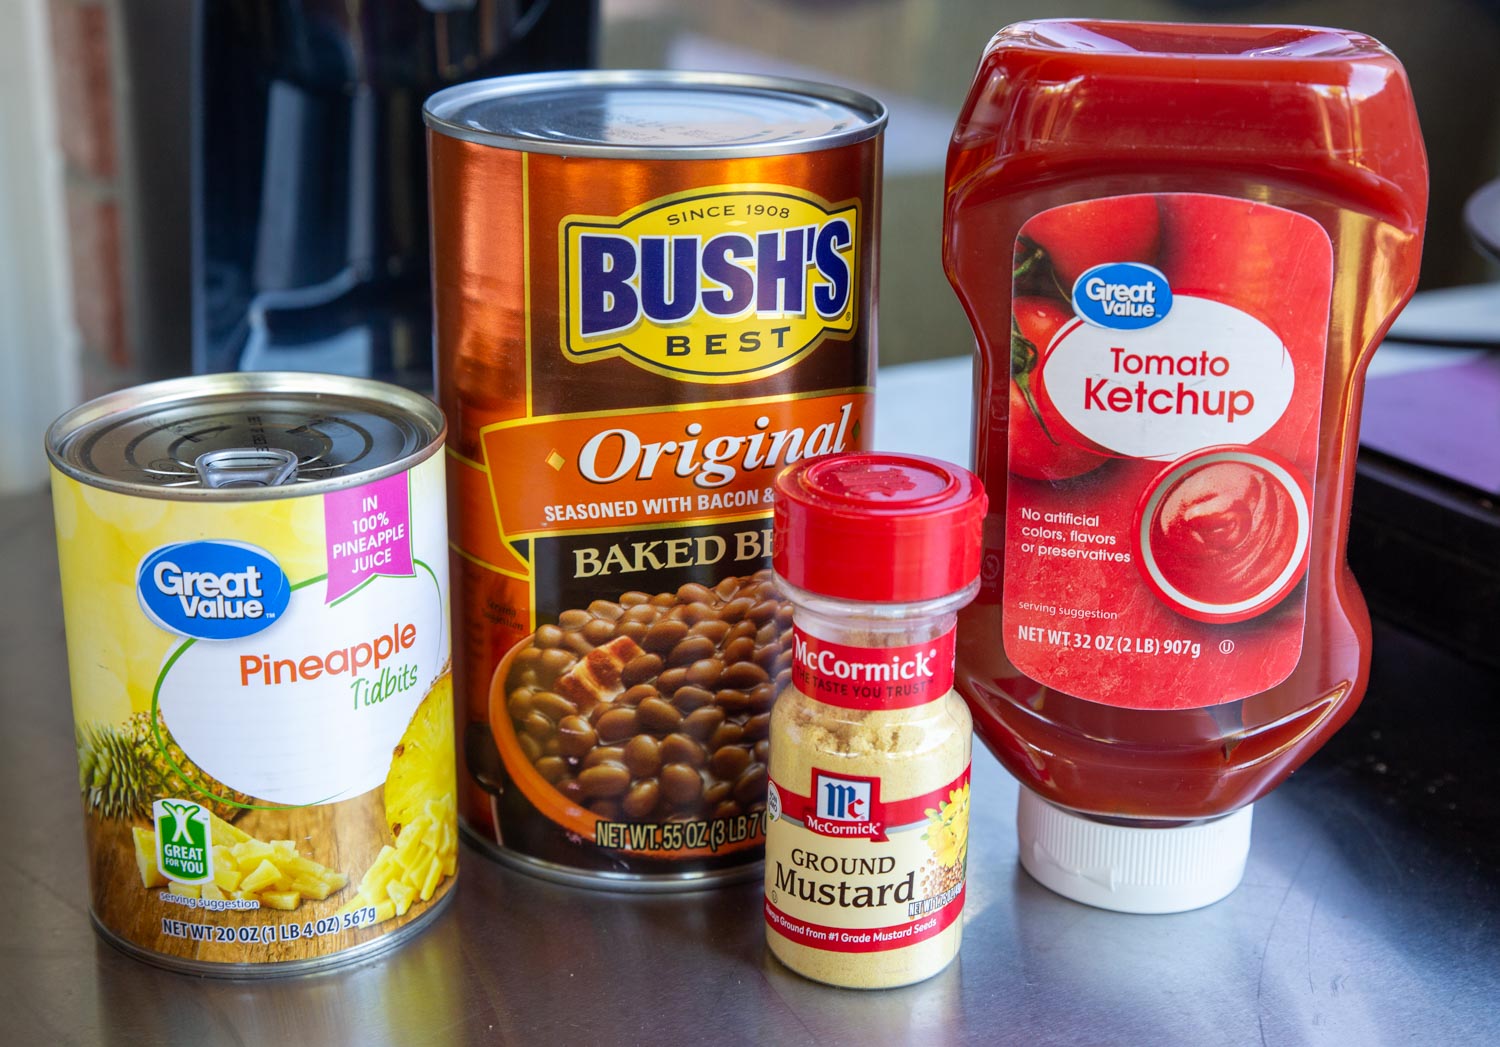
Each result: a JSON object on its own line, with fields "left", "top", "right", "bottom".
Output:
{"left": 194, "top": 447, "right": 300, "bottom": 489}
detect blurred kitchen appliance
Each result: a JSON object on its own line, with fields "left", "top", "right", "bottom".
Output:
{"left": 194, "top": 0, "right": 596, "bottom": 387}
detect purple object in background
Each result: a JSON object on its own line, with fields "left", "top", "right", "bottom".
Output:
{"left": 1349, "top": 285, "right": 1500, "bottom": 671}
{"left": 1362, "top": 353, "right": 1500, "bottom": 495}
{"left": 1360, "top": 283, "right": 1500, "bottom": 496}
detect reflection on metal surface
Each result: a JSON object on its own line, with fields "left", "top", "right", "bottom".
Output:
{"left": 92, "top": 902, "right": 467, "bottom": 1047}
{"left": 8, "top": 359, "right": 1500, "bottom": 1041}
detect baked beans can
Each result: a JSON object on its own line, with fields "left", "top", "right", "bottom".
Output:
{"left": 48, "top": 373, "right": 455, "bottom": 975}
{"left": 425, "top": 71, "right": 885, "bottom": 888}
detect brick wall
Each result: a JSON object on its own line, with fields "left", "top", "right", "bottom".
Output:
{"left": 49, "top": 0, "right": 132, "bottom": 399}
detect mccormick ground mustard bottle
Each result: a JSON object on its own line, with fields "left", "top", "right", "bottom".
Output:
{"left": 763, "top": 453, "right": 986, "bottom": 988}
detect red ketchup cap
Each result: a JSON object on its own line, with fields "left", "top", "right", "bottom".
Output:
{"left": 773, "top": 453, "right": 988, "bottom": 603}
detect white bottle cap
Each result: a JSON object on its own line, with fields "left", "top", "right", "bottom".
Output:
{"left": 1016, "top": 788, "right": 1252, "bottom": 914}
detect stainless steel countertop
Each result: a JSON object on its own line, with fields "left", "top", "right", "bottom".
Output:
{"left": 5, "top": 363, "right": 1498, "bottom": 1046}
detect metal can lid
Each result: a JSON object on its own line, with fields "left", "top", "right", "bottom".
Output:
{"left": 46, "top": 372, "right": 446, "bottom": 500}
{"left": 422, "top": 70, "right": 887, "bottom": 158}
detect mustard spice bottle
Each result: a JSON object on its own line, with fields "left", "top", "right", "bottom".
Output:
{"left": 764, "top": 453, "right": 986, "bottom": 988}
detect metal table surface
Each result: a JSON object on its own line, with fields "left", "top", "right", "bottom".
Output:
{"left": 4, "top": 362, "right": 1498, "bottom": 1046}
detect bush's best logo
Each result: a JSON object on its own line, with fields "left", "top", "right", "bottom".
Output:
{"left": 561, "top": 184, "right": 859, "bottom": 382}
{"left": 136, "top": 541, "right": 291, "bottom": 640}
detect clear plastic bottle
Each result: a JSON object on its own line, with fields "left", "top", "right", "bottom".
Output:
{"left": 763, "top": 453, "right": 984, "bottom": 988}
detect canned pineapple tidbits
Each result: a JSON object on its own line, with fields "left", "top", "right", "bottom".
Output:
{"left": 48, "top": 373, "right": 454, "bottom": 974}
{"left": 424, "top": 71, "right": 886, "bottom": 887}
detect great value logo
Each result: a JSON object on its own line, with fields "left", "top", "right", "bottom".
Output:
{"left": 1072, "top": 262, "right": 1173, "bottom": 331}
{"left": 561, "top": 185, "right": 859, "bottom": 382}
{"left": 136, "top": 541, "right": 290, "bottom": 640}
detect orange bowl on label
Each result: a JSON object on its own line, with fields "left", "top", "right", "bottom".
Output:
{"left": 486, "top": 634, "right": 755, "bottom": 861}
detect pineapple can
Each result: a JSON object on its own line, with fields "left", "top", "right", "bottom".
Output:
{"left": 48, "top": 372, "right": 455, "bottom": 975}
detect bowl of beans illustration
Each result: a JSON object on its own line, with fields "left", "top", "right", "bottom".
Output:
{"left": 487, "top": 571, "right": 793, "bottom": 858}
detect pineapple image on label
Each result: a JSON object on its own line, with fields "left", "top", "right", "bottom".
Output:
{"left": 132, "top": 809, "right": 349, "bottom": 908}
{"left": 340, "top": 672, "right": 459, "bottom": 925}
{"left": 385, "top": 672, "right": 455, "bottom": 840}
{"left": 77, "top": 711, "right": 252, "bottom": 823}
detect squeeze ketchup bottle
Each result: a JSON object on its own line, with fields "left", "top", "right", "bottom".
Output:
{"left": 942, "top": 21, "right": 1427, "bottom": 912}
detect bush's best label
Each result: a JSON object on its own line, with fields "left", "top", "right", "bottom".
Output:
{"left": 562, "top": 185, "right": 859, "bottom": 382}
{"left": 430, "top": 109, "right": 879, "bottom": 878}
{"left": 478, "top": 394, "right": 862, "bottom": 575}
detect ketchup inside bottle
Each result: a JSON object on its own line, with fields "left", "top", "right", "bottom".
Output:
{"left": 943, "top": 21, "right": 1427, "bottom": 826}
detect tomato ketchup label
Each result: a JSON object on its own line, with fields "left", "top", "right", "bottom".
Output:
{"left": 1002, "top": 193, "right": 1332, "bottom": 708}
{"left": 790, "top": 625, "right": 956, "bottom": 709}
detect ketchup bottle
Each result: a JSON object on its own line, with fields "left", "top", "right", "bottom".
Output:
{"left": 943, "top": 21, "right": 1427, "bottom": 912}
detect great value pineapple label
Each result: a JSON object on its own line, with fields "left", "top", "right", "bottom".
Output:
{"left": 428, "top": 75, "right": 883, "bottom": 882}
{"left": 50, "top": 378, "right": 457, "bottom": 971}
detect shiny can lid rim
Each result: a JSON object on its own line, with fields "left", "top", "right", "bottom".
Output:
{"left": 45, "top": 371, "right": 446, "bottom": 501}
{"left": 422, "top": 69, "right": 887, "bottom": 158}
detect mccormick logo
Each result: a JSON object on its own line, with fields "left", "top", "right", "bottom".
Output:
{"left": 561, "top": 184, "right": 859, "bottom": 382}
{"left": 792, "top": 633, "right": 937, "bottom": 683}
{"left": 1072, "top": 261, "right": 1173, "bottom": 331}
{"left": 808, "top": 772, "right": 884, "bottom": 839}
{"left": 788, "top": 625, "right": 954, "bottom": 710}
{"left": 137, "top": 540, "right": 291, "bottom": 641}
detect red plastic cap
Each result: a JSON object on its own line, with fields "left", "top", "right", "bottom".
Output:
{"left": 773, "top": 453, "right": 988, "bottom": 602}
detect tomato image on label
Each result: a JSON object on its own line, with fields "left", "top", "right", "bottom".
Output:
{"left": 1159, "top": 195, "right": 1338, "bottom": 392}
{"left": 1008, "top": 297, "right": 1108, "bottom": 481}
{"left": 999, "top": 192, "right": 1333, "bottom": 709}
{"left": 1015, "top": 194, "right": 1161, "bottom": 292}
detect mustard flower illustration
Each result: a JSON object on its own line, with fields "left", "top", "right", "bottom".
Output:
{"left": 922, "top": 782, "right": 970, "bottom": 869}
